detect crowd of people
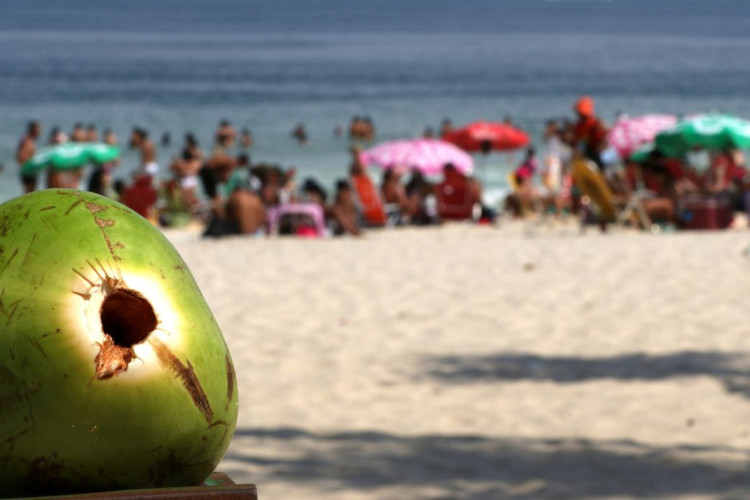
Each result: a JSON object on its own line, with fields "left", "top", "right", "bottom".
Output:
{"left": 13, "top": 99, "right": 750, "bottom": 237}
{"left": 12, "top": 114, "right": 492, "bottom": 238}
{"left": 504, "top": 96, "right": 749, "bottom": 230}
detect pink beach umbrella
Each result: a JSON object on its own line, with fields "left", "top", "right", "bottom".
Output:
{"left": 607, "top": 114, "right": 677, "bottom": 158}
{"left": 361, "top": 138, "right": 473, "bottom": 175}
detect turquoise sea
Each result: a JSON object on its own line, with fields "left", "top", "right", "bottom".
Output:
{"left": 2, "top": 0, "right": 750, "bottom": 204}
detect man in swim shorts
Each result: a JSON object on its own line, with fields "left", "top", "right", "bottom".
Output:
{"left": 129, "top": 127, "right": 159, "bottom": 179}
{"left": 16, "top": 121, "right": 41, "bottom": 193}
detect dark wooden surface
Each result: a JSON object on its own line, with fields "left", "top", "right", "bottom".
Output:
{"left": 27, "top": 473, "right": 257, "bottom": 500}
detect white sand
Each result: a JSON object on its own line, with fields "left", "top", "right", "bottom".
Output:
{"left": 166, "top": 221, "right": 750, "bottom": 499}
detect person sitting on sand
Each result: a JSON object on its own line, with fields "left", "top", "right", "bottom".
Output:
{"left": 333, "top": 179, "right": 359, "bottom": 228}
{"left": 701, "top": 151, "right": 743, "bottom": 204}
{"left": 201, "top": 154, "right": 266, "bottom": 237}
{"left": 435, "top": 163, "right": 480, "bottom": 221}
{"left": 405, "top": 170, "right": 436, "bottom": 225}
{"left": 381, "top": 168, "right": 410, "bottom": 224}
{"left": 300, "top": 178, "right": 360, "bottom": 236}
{"left": 505, "top": 147, "right": 545, "bottom": 217}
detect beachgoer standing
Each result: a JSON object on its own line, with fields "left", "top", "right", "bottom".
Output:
{"left": 16, "top": 121, "right": 41, "bottom": 193}
{"left": 214, "top": 120, "right": 236, "bottom": 154}
{"left": 48, "top": 126, "right": 67, "bottom": 145}
{"left": 168, "top": 133, "right": 203, "bottom": 211}
{"left": 542, "top": 120, "right": 564, "bottom": 193}
{"left": 129, "top": 127, "right": 158, "bottom": 178}
{"left": 85, "top": 124, "right": 98, "bottom": 142}
{"left": 103, "top": 128, "right": 118, "bottom": 146}
{"left": 440, "top": 119, "right": 454, "bottom": 138}
{"left": 291, "top": 123, "right": 308, "bottom": 145}
{"left": 572, "top": 96, "right": 608, "bottom": 170}
{"left": 240, "top": 128, "right": 253, "bottom": 149}
{"left": 70, "top": 123, "right": 86, "bottom": 142}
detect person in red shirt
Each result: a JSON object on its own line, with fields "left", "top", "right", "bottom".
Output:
{"left": 572, "top": 96, "right": 608, "bottom": 170}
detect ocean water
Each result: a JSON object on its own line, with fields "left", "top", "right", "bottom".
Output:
{"left": 1, "top": 0, "right": 750, "bottom": 204}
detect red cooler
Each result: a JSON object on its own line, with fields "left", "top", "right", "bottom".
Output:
{"left": 682, "top": 197, "right": 733, "bottom": 230}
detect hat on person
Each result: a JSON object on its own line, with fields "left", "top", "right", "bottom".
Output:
{"left": 575, "top": 96, "right": 595, "bottom": 117}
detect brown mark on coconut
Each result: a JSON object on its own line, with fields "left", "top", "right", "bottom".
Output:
{"left": 4, "top": 426, "right": 31, "bottom": 451}
{"left": 28, "top": 338, "right": 48, "bottom": 360}
{"left": 0, "top": 215, "right": 11, "bottom": 237}
{"left": 94, "top": 217, "right": 115, "bottom": 228}
{"left": 91, "top": 217, "right": 122, "bottom": 261}
{"left": 1, "top": 248, "right": 19, "bottom": 273}
{"left": 62, "top": 192, "right": 123, "bottom": 261}
{"left": 225, "top": 354, "right": 235, "bottom": 411}
{"left": 28, "top": 455, "right": 71, "bottom": 495}
{"left": 207, "top": 419, "right": 229, "bottom": 430}
{"left": 1, "top": 298, "right": 22, "bottom": 326}
{"left": 21, "top": 233, "right": 37, "bottom": 268}
{"left": 148, "top": 337, "right": 214, "bottom": 422}
{"left": 64, "top": 198, "right": 84, "bottom": 215}
{"left": 39, "top": 205, "right": 56, "bottom": 211}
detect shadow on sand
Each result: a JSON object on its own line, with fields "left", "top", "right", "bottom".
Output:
{"left": 422, "top": 351, "right": 750, "bottom": 399}
{"left": 225, "top": 427, "right": 750, "bottom": 499}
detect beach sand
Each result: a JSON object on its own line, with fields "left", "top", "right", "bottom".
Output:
{"left": 166, "top": 221, "right": 750, "bottom": 499}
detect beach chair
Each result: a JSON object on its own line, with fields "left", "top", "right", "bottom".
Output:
{"left": 435, "top": 176, "right": 476, "bottom": 221}
{"left": 350, "top": 174, "right": 399, "bottom": 227}
{"left": 266, "top": 203, "right": 327, "bottom": 237}
{"left": 572, "top": 158, "right": 653, "bottom": 230}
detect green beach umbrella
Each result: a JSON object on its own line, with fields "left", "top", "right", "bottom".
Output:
{"left": 84, "top": 142, "right": 120, "bottom": 164}
{"left": 655, "top": 113, "right": 750, "bottom": 156}
{"left": 628, "top": 142, "right": 656, "bottom": 163}
{"left": 21, "top": 142, "right": 120, "bottom": 176}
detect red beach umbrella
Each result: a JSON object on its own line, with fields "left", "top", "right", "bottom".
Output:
{"left": 442, "top": 121, "right": 530, "bottom": 153}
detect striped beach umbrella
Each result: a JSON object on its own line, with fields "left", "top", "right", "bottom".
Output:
{"left": 361, "top": 139, "right": 473, "bottom": 175}
{"left": 21, "top": 142, "right": 120, "bottom": 176}
{"left": 655, "top": 113, "right": 750, "bottom": 156}
{"left": 608, "top": 114, "right": 677, "bottom": 158}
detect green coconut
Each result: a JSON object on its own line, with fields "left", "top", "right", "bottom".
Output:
{"left": 0, "top": 189, "right": 238, "bottom": 497}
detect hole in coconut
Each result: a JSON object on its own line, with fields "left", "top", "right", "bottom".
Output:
{"left": 100, "top": 289, "right": 157, "bottom": 347}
